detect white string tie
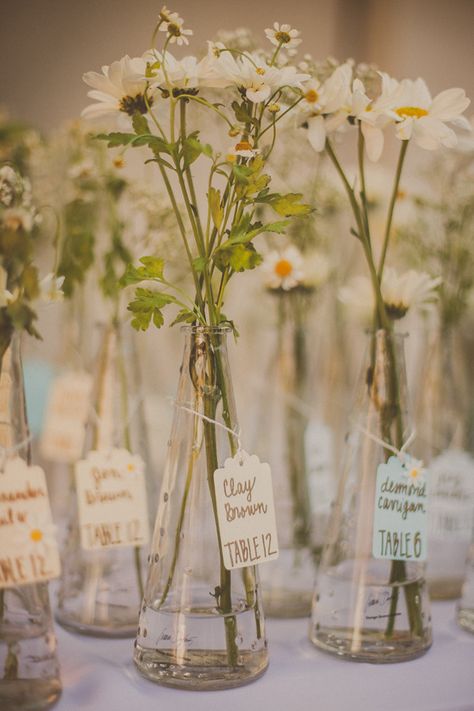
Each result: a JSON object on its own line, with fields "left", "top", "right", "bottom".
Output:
{"left": 170, "top": 397, "right": 243, "bottom": 456}
{"left": 356, "top": 425, "right": 418, "bottom": 466}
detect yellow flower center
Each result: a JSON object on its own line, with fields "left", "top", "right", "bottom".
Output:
{"left": 256, "top": 67, "right": 266, "bottom": 76}
{"left": 395, "top": 106, "right": 428, "bottom": 119}
{"left": 30, "top": 528, "right": 43, "bottom": 543}
{"left": 235, "top": 141, "right": 252, "bottom": 151}
{"left": 226, "top": 154, "right": 237, "bottom": 163}
{"left": 305, "top": 89, "right": 319, "bottom": 104}
{"left": 127, "top": 463, "right": 135, "bottom": 473}
{"left": 275, "top": 31, "right": 291, "bottom": 44}
{"left": 409, "top": 467, "right": 420, "bottom": 480}
{"left": 5, "top": 215, "right": 23, "bottom": 231}
{"left": 275, "top": 259, "right": 293, "bottom": 278}
{"left": 113, "top": 157, "right": 125, "bottom": 169}
{"left": 167, "top": 23, "right": 182, "bottom": 38}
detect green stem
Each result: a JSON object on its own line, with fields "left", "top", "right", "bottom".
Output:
{"left": 377, "top": 140, "right": 409, "bottom": 279}
{"left": 115, "top": 321, "right": 144, "bottom": 601}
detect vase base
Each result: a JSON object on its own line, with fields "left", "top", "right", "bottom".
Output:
{"left": 262, "top": 591, "right": 311, "bottom": 618}
{"left": 134, "top": 647, "right": 269, "bottom": 690}
{"left": 428, "top": 577, "right": 463, "bottom": 600}
{"left": 457, "top": 608, "right": 474, "bottom": 634}
{"left": 55, "top": 610, "right": 136, "bottom": 639}
{"left": 0, "top": 678, "right": 61, "bottom": 710}
{"left": 310, "top": 626, "right": 432, "bottom": 663}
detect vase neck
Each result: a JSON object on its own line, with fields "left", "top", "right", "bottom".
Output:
{"left": 363, "top": 329, "right": 411, "bottom": 451}
{"left": 0, "top": 332, "right": 30, "bottom": 460}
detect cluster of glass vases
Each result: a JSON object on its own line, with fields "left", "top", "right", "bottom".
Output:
{"left": 0, "top": 336, "right": 61, "bottom": 711}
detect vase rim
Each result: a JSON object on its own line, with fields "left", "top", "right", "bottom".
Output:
{"left": 181, "top": 324, "right": 232, "bottom": 334}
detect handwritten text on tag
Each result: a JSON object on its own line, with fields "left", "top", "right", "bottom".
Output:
{"left": 372, "top": 455, "right": 428, "bottom": 562}
{"left": 0, "top": 457, "right": 61, "bottom": 588}
{"left": 214, "top": 450, "right": 279, "bottom": 571}
{"left": 75, "top": 448, "right": 149, "bottom": 551}
{"left": 41, "top": 371, "right": 93, "bottom": 463}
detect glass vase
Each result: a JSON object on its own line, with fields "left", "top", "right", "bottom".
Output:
{"left": 310, "top": 329, "right": 432, "bottom": 662}
{"left": 134, "top": 326, "right": 268, "bottom": 690}
{"left": 457, "top": 538, "right": 474, "bottom": 633}
{"left": 56, "top": 320, "right": 152, "bottom": 637}
{"left": 254, "top": 289, "right": 315, "bottom": 617}
{"left": 0, "top": 335, "right": 62, "bottom": 710}
{"left": 415, "top": 324, "right": 474, "bottom": 599}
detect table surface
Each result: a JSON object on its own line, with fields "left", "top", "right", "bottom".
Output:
{"left": 53, "top": 601, "right": 474, "bottom": 711}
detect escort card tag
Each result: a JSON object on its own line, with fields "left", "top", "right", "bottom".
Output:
{"left": 0, "top": 457, "right": 61, "bottom": 589}
{"left": 75, "top": 448, "right": 149, "bottom": 551}
{"left": 372, "top": 455, "right": 428, "bottom": 562}
{"left": 428, "top": 450, "right": 474, "bottom": 543}
{"left": 40, "top": 371, "right": 93, "bottom": 464}
{"left": 214, "top": 450, "right": 279, "bottom": 571}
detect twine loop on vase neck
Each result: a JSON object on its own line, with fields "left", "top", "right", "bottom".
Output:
{"left": 0, "top": 433, "right": 34, "bottom": 472}
{"left": 355, "top": 424, "right": 418, "bottom": 466}
{"left": 170, "top": 397, "right": 243, "bottom": 456}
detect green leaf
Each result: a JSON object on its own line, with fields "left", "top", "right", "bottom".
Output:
{"left": 127, "top": 287, "right": 176, "bottom": 331}
{"left": 182, "top": 136, "right": 203, "bottom": 167}
{"left": 208, "top": 187, "right": 223, "bottom": 230}
{"left": 213, "top": 243, "right": 262, "bottom": 273}
{"left": 170, "top": 308, "right": 197, "bottom": 327}
{"left": 120, "top": 257, "right": 165, "bottom": 287}
{"left": 132, "top": 113, "right": 149, "bottom": 135}
{"left": 268, "top": 193, "right": 313, "bottom": 217}
{"left": 231, "top": 101, "right": 254, "bottom": 125}
{"left": 192, "top": 256, "right": 207, "bottom": 273}
{"left": 95, "top": 132, "right": 136, "bottom": 148}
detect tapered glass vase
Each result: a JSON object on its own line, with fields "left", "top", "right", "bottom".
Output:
{"left": 56, "top": 321, "right": 152, "bottom": 637}
{"left": 415, "top": 325, "right": 474, "bottom": 599}
{"left": 0, "top": 335, "right": 62, "bottom": 710}
{"left": 457, "top": 539, "right": 474, "bottom": 633}
{"left": 134, "top": 326, "right": 268, "bottom": 690}
{"left": 255, "top": 289, "right": 315, "bottom": 617}
{"left": 310, "top": 330, "right": 432, "bottom": 662}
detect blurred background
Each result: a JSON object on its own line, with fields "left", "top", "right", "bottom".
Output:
{"left": 1, "top": 0, "right": 474, "bottom": 130}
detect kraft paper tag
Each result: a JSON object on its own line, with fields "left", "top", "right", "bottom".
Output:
{"left": 372, "top": 455, "right": 428, "bottom": 562}
{"left": 75, "top": 448, "right": 149, "bottom": 551}
{"left": 0, "top": 457, "right": 61, "bottom": 589}
{"left": 41, "top": 371, "right": 93, "bottom": 464}
{"left": 214, "top": 450, "right": 279, "bottom": 571}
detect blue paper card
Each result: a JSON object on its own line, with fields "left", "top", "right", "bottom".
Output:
{"left": 372, "top": 455, "right": 428, "bottom": 562}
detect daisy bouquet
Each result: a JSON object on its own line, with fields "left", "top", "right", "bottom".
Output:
{"left": 303, "top": 58, "right": 470, "bottom": 638}
{"left": 82, "top": 7, "right": 311, "bottom": 670}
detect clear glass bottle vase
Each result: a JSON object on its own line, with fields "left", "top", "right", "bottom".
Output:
{"left": 0, "top": 334, "right": 62, "bottom": 710}
{"left": 254, "top": 290, "right": 315, "bottom": 617}
{"left": 415, "top": 324, "right": 474, "bottom": 599}
{"left": 134, "top": 326, "right": 268, "bottom": 690}
{"left": 310, "top": 329, "right": 432, "bottom": 662}
{"left": 457, "top": 537, "right": 474, "bottom": 633}
{"left": 56, "top": 320, "right": 152, "bottom": 637}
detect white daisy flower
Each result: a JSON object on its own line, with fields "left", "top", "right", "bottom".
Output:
{"left": 0, "top": 166, "right": 23, "bottom": 207}
{"left": 381, "top": 268, "right": 442, "bottom": 319}
{"left": 226, "top": 139, "right": 260, "bottom": 162}
{"left": 39, "top": 273, "right": 65, "bottom": 303}
{"left": 379, "top": 76, "right": 471, "bottom": 150}
{"left": 158, "top": 5, "right": 181, "bottom": 24}
{"left": 262, "top": 246, "right": 305, "bottom": 291}
{"left": 15, "top": 512, "right": 58, "bottom": 558}
{"left": 159, "top": 15, "right": 193, "bottom": 46}
{"left": 264, "top": 23, "right": 302, "bottom": 50}
{"left": 2, "top": 206, "right": 35, "bottom": 232}
{"left": 304, "top": 63, "right": 353, "bottom": 151}
{"left": 339, "top": 268, "right": 442, "bottom": 323}
{"left": 145, "top": 50, "right": 220, "bottom": 94}
{"left": 209, "top": 48, "right": 309, "bottom": 104}
{"left": 82, "top": 55, "right": 155, "bottom": 124}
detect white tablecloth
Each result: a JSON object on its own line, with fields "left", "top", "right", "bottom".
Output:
{"left": 54, "top": 601, "right": 474, "bottom": 711}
